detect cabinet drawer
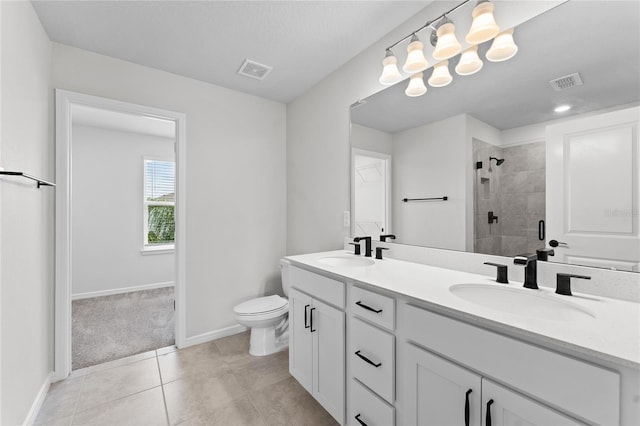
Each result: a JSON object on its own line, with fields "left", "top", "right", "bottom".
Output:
{"left": 349, "top": 286, "right": 395, "bottom": 330}
{"left": 402, "top": 304, "right": 620, "bottom": 426}
{"left": 350, "top": 317, "right": 394, "bottom": 403}
{"left": 348, "top": 379, "right": 394, "bottom": 426}
{"left": 290, "top": 265, "right": 345, "bottom": 308}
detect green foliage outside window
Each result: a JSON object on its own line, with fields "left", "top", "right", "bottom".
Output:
{"left": 148, "top": 205, "right": 175, "bottom": 244}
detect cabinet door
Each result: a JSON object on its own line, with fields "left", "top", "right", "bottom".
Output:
{"left": 312, "top": 298, "right": 345, "bottom": 424}
{"left": 289, "top": 288, "right": 313, "bottom": 393}
{"left": 402, "top": 343, "right": 481, "bottom": 426}
{"left": 482, "top": 379, "right": 585, "bottom": 426}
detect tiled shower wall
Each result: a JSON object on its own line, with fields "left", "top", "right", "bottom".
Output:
{"left": 474, "top": 140, "right": 546, "bottom": 257}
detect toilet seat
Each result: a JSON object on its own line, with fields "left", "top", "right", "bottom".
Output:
{"left": 234, "top": 295, "right": 288, "bottom": 317}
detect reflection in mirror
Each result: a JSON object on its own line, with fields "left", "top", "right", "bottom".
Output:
{"left": 350, "top": 1, "right": 640, "bottom": 272}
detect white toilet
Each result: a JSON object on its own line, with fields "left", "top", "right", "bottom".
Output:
{"left": 233, "top": 259, "right": 290, "bottom": 356}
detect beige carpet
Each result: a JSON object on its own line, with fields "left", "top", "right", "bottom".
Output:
{"left": 72, "top": 287, "right": 175, "bottom": 370}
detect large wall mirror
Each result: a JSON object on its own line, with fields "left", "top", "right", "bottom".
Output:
{"left": 350, "top": 0, "right": 640, "bottom": 272}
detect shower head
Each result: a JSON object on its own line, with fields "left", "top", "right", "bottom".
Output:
{"left": 490, "top": 156, "right": 505, "bottom": 166}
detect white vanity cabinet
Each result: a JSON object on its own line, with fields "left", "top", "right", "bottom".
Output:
{"left": 402, "top": 343, "right": 583, "bottom": 426}
{"left": 288, "top": 266, "right": 345, "bottom": 424}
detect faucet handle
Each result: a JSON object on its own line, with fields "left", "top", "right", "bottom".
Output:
{"left": 348, "top": 242, "right": 361, "bottom": 255}
{"left": 484, "top": 262, "right": 508, "bottom": 284}
{"left": 556, "top": 273, "right": 591, "bottom": 296}
{"left": 375, "top": 247, "right": 389, "bottom": 260}
{"left": 536, "top": 248, "right": 555, "bottom": 261}
{"left": 380, "top": 234, "right": 396, "bottom": 242}
{"left": 514, "top": 254, "right": 536, "bottom": 265}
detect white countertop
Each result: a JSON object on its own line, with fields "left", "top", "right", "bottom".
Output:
{"left": 285, "top": 250, "right": 640, "bottom": 368}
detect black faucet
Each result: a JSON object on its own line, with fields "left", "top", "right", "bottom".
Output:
{"left": 556, "top": 273, "right": 591, "bottom": 296}
{"left": 484, "top": 262, "right": 509, "bottom": 284}
{"left": 348, "top": 242, "right": 361, "bottom": 255}
{"left": 375, "top": 247, "right": 389, "bottom": 260}
{"left": 353, "top": 236, "right": 372, "bottom": 257}
{"left": 536, "top": 248, "right": 555, "bottom": 261}
{"left": 514, "top": 254, "right": 538, "bottom": 289}
{"left": 380, "top": 234, "right": 396, "bottom": 242}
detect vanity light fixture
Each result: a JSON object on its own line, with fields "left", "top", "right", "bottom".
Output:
{"left": 486, "top": 28, "right": 518, "bottom": 62}
{"left": 431, "top": 17, "right": 462, "bottom": 60}
{"left": 466, "top": 0, "right": 500, "bottom": 44}
{"left": 379, "top": 49, "right": 402, "bottom": 85}
{"left": 455, "top": 45, "right": 483, "bottom": 75}
{"left": 554, "top": 105, "right": 572, "bottom": 113}
{"left": 403, "top": 34, "right": 429, "bottom": 73}
{"left": 405, "top": 72, "right": 427, "bottom": 97}
{"left": 428, "top": 61, "right": 453, "bottom": 87}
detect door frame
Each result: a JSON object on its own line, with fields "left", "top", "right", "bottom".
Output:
{"left": 53, "top": 89, "right": 187, "bottom": 381}
{"left": 350, "top": 148, "right": 392, "bottom": 237}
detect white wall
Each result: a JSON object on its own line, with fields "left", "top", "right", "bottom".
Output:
{"left": 52, "top": 44, "right": 287, "bottom": 338}
{"left": 286, "top": 1, "right": 564, "bottom": 255}
{"left": 71, "top": 125, "right": 175, "bottom": 297}
{"left": 350, "top": 123, "right": 393, "bottom": 155}
{"left": 0, "top": 2, "right": 53, "bottom": 424}
{"left": 393, "top": 115, "right": 468, "bottom": 250}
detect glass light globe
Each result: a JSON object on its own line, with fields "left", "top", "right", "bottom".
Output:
{"left": 428, "top": 61, "right": 453, "bottom": 87}
{"left": 405, "top": 72, "right": 427, "bottom": 97}
{"left": 486, "top": 28, "right": 518, "bottom": 62}
{"left": 379, "top": 51, "right": 402, "bottom": 85}
{"left": 466, "top": 1, "right": 500, "bottom": 44}
{"left": 455, "top": 45, "right": 484, "bottom": 75}
{"left": 403, "top": 36, "right": 429, "bottom": 73}
{"left": 433, "top": 22, "right": 462, "bottom": 60}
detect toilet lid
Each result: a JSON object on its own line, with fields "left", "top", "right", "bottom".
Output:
{"left": 234, "top": 295, "right": 288, "bottom": 316}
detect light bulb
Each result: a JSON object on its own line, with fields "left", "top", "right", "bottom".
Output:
{"left": 428, "top": 61, "right": 453, "bottom": 87}
{"left": 486, "top": 28, "right": 518, "bottom": 62}
{"left": 405, "top": 72, "right": 427, "bottom": 97}
{"left": 403, "top": 35, "right": 429, "bottom": 73}
{"left": 433, "top": 22, "right": 462, "bottom": 60}
{"left": 466, "top": 1, "right": 500, "bottom": 44}
{"left": 455, "top": 45, "right": 483, "bottom": 75}
{"left": 379, "top": 50, "right": 402, "bottom": 85}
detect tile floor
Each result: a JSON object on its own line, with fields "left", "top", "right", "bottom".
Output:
{"left": 35, "top": 332, "right": 338, "bottom": 426}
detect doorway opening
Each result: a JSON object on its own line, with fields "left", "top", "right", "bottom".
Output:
{"left": 351, "top": 149, "right": 391, "bottom": 237}
{"left": 54, "top": 90, "right": 187, "bottom": 379}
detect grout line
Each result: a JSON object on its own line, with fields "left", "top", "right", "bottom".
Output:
{"left": 156, "top": 351, "right": 171, "bottom": 426}
{"left": 69, "top": 373, "right": 87, "bottom": 425}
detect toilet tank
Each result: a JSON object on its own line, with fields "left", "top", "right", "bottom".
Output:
{"left": 280, "top": 259, "right": 291, "bottom": 297}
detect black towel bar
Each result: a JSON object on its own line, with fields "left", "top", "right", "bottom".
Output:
{"left": 402, "top": 196, "right": 448, "bottom": 202}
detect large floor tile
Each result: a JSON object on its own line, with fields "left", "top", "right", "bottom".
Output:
{"left": 72, "top": 386, "right": 167, "bottom": 426}
{"left": 163, "top": 368, "right": 246, "bottom": 425}
{"left": 35, "top": 377, "right": 84, "bottom": 425}
{"left": 70, "top": 349, "right": 157, "bottom": 379}
{"left": 228, "top": 349, "right": 290, "bottom": 392}
{"left": 76, "top": 357, "right": 162, "bottom": 412}
{"left": 213, "top": 331, "right": 252, "bottom": 364}
{"left": 175, "top": 396, "right": 263, "bottom": 426}
{"left": 249, "top": 377, "right": 338, "bottom": 426}
{"left": 158, "top": 341, "right": 227, "bottom": 384}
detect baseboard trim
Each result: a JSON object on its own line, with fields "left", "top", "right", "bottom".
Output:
{"left": 23, "top": 373, "right": 51, "bottom": 426}
{"left": 183, "top": 324, "right": 247, "bottom": 348}
{"left": 72, "top": 281, "right": 174, "bottom": 300}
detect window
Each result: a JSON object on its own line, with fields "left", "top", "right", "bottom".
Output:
{"left": 144, "top": 159, "right": 175, "bottom": 250}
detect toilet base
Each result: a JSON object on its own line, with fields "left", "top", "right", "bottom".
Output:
{"left": 249, "top": 325, "right": 288, "bottom": 356}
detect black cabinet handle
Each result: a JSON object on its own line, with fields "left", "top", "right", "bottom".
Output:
{"left": 465, "top": 389, "right": 472, "bottom": 426}
{"left": 355, "top": 350, "right": 381, "bottom": 367}
{"left": 486, "top": 399, "right": 494, "bottom": 426}
{"left": 354, "top": 414, "right": 368, "bottom": 426}
{"left": 304, "top": 304, "right": 310, "bottom": 329}
{"left": 355, "top": 301, "right": 383, "bottom": 313}
{"left": 309, "top": 307, "right": 316, "bottom": 332}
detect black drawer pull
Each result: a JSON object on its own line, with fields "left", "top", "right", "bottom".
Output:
{"left": 355, "top": 301, "right": 382, "bottom": 313}
{"left": 355, "top": 414, "right": 368, "bottom": 426}
{"left": 486, "top": 399, "right": 494, "bottom": 426}
{"left": 304, "top": 304, "right": 310, "bottom": 329}
{"left": 309, "top": 307, "right": 316, "bottom": 332}
{"left": 355, "top": 350, "right": 381, "bottom": 367}
{"left": 465, "top": 389, "right": 472, "bottom": 426}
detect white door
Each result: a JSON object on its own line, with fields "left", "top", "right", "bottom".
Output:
{"left": 482, "top": 379, "right": 584, "bottom": 426}
{"left": 312, "top": 298, "right": 345, "bottom": 424}
{"left": 402, "top": 343, "right": 482, "bottom": 426}
{"left": 546, "top": 106, "right": 640, "bottom": 271}
{"left": 288, "top": 288, "right": 313, "bottom": 393}
{"left": 352, "top": 149, "right": 391, "bottom": 237}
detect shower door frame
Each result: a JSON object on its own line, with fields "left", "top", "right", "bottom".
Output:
{"left": 53, "top": 90, "right": 188, "bottom": 382}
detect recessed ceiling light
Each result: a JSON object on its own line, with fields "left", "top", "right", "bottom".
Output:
{"left": 554, "top": 105, "right": 571, "bottom": 113}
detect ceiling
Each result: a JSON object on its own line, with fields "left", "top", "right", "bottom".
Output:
{"left": 73, "top": 104, "right": 176, "bottom": 139}
{"left": 351, "top": 0, "right": 640, "bottom": 133}
{"left": 32, "top": 1, "right": 429, "bottom": 103}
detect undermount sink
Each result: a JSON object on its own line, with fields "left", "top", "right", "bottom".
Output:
{"left": 317, "top": 256, "right": 375, "bottom": 267}
{"left": 450, "top": 284, "right": 596, "bottom": 321}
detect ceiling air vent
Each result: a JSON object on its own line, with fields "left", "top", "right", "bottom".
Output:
{"left": 237, "top": 59, "right": 272, "bottom": 81}
{"left": 548, "top": 72, "right": 583, "bottom": 91}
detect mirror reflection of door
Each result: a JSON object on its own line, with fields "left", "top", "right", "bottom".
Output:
{"left": 352, "top": 149, "right": 391, "bottom": 237}
{"left": 546, "top": 106, "right": 640, "bottom": 272}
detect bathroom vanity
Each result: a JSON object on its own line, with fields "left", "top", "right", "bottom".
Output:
{"left": 283, "top": 251, "right": 640, "bottom": 426}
